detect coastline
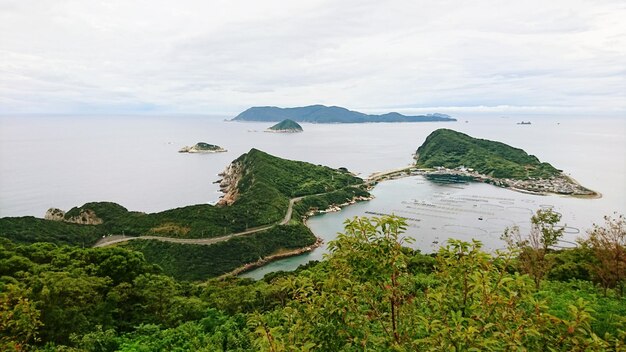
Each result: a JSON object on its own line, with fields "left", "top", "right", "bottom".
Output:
{"left": 224, "top": 193, "right": 374, "bottom": 279}
{"left": 562, "top": 175, "right": 602, "bottom": 199}
{"left": 219, "top": 236, "right": 323, "bottom": 279}
{"left": 421, "top": 167, "right": 601, "bottom": 199}
{"left": 101, "top": 163, "right": 601, "bottom": 280}
{"left": 221, "top": 161, "right": 602, "bottom": 280}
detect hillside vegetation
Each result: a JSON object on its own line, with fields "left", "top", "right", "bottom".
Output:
{"left": 416, "top": 129, "right": 560, "bottom": 179}
{"left": 0, "top": 150, "right": 368, "bottom": 281}
{"left": 2, "top": 213, "right": 625, "bottom": 351}
{"left": 0, "top": 149, "right": 364, "bottom": 243}
{"left": 122, "top": 223, "right": 315, "bottom": 280}
{"left": 267, "top": 119, "right": 303, "bottom": 132}
{"left": 0, "top": 216, "right": 104, "bottom": 246}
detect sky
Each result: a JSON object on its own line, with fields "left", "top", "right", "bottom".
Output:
{"left": 0, "top": 0, "right": 625, "bottom": 116}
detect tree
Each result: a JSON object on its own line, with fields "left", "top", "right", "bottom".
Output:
{"left": 327, "top": 216, "right": 413, "bottom": 346}
{"left": 250, "top": 215, "right": 611, "bottom": 351}
{"left": 0, "top": 284, "right": 42, "bottom": 351}
{"left": 504, "top": 208, "right": 564, "bottom": 290}
{"left": 582, "top": 213, "right": 626, "bottom": 297}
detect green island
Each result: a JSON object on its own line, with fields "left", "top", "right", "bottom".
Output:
{"left": 266, "top": 119, "right": 303, "bottom": 133}
{"left": 233, "top": 104, "right": 457, "bottom": 123}
{"left": 415, "top": 129, "right": 597, "bottom": 196}
{"left": 178, "top": 142, "right": 227, "bottom": 153}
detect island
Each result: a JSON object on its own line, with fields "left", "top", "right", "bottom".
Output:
{"left": 232, "top": 104, "right": 456, "bottom": 123}
{"left": 266, "top": 119, "right": 303, "bottom": 133}
{"left": 415, "top": 129, "right": 597, "bottom": 197}
{"left": 178, "top": 142, "right": 226, "bottom": 153}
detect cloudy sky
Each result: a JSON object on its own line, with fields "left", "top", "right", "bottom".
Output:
{"left": 1, "top": 0, "right": 625, "bottom": 116}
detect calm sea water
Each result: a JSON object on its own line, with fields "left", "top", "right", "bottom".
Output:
{"left": 1, "top": 115, "right": 624, "bottom": 278}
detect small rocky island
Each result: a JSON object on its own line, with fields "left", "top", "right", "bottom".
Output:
{"left": 178, "top": 142, "right": 227, "bottom": 153}
{"left": 415, "top": 129, "right": 598, "bottom": 197}
{"left": 266, "top": 119, "right": 303, "bottom": 133}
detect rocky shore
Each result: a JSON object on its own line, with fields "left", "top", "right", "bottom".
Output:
{"left": 425, "top": 168, "right": 598, "bottom": 197}
{"left": 216, "top": 161, "right": 244, "bottom": 206}
{"left": 220, "top": 236, "right": 324, "bottom": 278}
{"left": 301, "top": 195, "right": 374, "bottom": 218}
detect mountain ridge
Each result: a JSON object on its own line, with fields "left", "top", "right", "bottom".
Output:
{"left": 232, "top": 105, "right": 456, "bottom": 123}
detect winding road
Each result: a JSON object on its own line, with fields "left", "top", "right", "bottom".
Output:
{"left": 93, "top": 168, "right": 404, "bottom": 249}
{"left": 93, "top": 196, "right": 306, "bottom": 248}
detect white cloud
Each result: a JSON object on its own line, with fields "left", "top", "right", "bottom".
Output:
{"left": 0, "top": 0, "right": 624, "bottom": 115}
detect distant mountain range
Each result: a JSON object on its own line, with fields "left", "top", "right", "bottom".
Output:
{"left": 232, "top": 105, "right": 456, "bottom": 123}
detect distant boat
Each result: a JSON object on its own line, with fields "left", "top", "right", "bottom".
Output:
{"left": 517, "top": 121, "right": 532, "bottom": 125}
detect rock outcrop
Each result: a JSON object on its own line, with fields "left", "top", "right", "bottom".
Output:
{"left": 45, "top": 208, "right": 65, "bottom": 221}
{"left": 217, "top": 161, "right": 244, "bottom": 206}
{"left": 44, "top": 207, "right": 103, "bottom": 225}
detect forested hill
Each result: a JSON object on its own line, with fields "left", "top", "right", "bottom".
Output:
{"left": 0, "top": 149, "right": 370, "bottom": 282}
{"left": 232, "top": 105, "right": 456, "bottom": 123}
{"left": 0, "top": 149, "right": 365, "bottom": 245}
{"left": 227, "top": 148, "right": 362, "bottom": 200}
{"left": 416, "top": 128, "right": 560, "bottom": 179}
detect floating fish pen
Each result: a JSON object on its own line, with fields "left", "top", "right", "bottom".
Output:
{"left": 425, "top": 173, "right": 475, "bottom": 184}
{"left": 364, "top": 211, "right": 421, "bottom": 222}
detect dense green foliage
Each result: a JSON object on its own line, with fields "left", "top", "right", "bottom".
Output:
{"left": 0, "top": 149, "right": 364, "bottom": 242}
{"left": 0, "top": 216, "right": 104, "bottom": 246}
{"left": 416, "top": 129, "right": 560, "bottom": 179}
{"left": 233, "top": 105, "right": 456, "bottom": 123}
{"left": 122, "top": 224, "right": 316, "bottom": 281}
{"left": 268, "top": 119, "right": 303, "bottom": 131}
{"left": 234, "top": 149, "right": 362, "bottom": 198}
{"left": 2, "top": 214, "right": 626, "bottom": 351}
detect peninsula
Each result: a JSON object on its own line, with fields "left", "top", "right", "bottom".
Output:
{"left": 232, "top": 105, "right": 456, "bottom": 123}
{"left": 415, "top": 129, "right": 597, "bottom": 197}
{"left": 266, "top": 119, "right": 303, "bottom": 133}
{"left": 0, "top": 149, "right": 370, "bottom": 280}
{"left": 178, "top": 142, "right": 226, "bottom": 153}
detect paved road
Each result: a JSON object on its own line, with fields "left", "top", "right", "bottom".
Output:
{"left": 93, "top": 196, "right": 305, "bottom": 248}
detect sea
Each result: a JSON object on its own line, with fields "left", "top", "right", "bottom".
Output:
{"left": 1, "top": 115, "right": 624, "bottom": 279}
